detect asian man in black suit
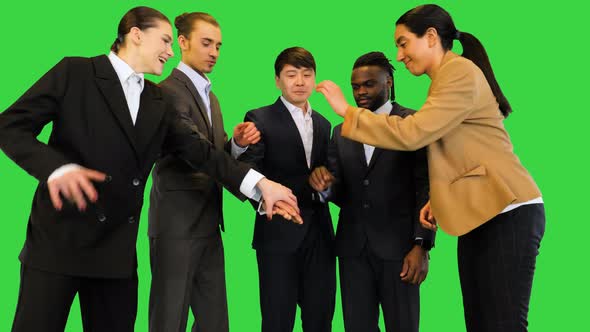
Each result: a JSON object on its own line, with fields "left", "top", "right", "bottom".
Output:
{"left": 238, "top": 47, "right": 335, "bottom": 332}
{"left": 309, "top": 52, "right": 434, "bottom": 332}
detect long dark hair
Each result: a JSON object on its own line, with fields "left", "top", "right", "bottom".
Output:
{"left": 111, "top": 6, "right": 170, "bottom": 53}
{"left": 396, "top": 4, "right": 512, "bottom": 117}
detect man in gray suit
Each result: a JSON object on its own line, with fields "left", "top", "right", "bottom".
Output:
{"left": 148, "top": 12, "right": 261, "bottom": 332}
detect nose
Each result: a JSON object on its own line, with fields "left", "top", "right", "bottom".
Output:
{"left": 167, "top": 44, "right": 174, "bottom": 58}
{"left": 209, "top": 47, "right": 219, "bottom": 59}
{"left": 295, "top": 74, "right": 304, "bottom": 86}
{"left": 357, "top": 85, "right": 367, "bottom": 95}
{"left": 396, "top": 48, "right": 404, "bottom": 62}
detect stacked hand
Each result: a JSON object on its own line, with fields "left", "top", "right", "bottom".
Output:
{"left": 47, "top": 167, "right": 107, "bottom": 211}
{"left": 233, "top": 121, "right": 260, "bottom": 147}
{"left": 315, "top": 81, "right": 350, "bottom": 117}
{"left": 256, "top": 178, "right": 302, "bottom": 224}
{"left": 309, "top": 166, "right": 335, "bottom": 192}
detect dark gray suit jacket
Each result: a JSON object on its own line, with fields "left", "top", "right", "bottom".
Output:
{"left": 149, "top": 68, "right": 242, "bottom": 239}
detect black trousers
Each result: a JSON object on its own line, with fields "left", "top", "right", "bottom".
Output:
{"left": 458, "top": 203, "right": 545, "bottom": 332}
{"left": 256, "top": 223, "right": 336, "bottom": 332}
{"left": 339, "top": 245, "right": 419, "bottom": 332}
{"left": 12, "top": 264, "right": 138, "bottom": 332}
{"left": 148, "top": 233, "right": 228, "bottom": 332}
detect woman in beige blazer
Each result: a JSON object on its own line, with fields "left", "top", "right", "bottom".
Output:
{"left": 317, "top": 4, "right": 545, "bottom": 332}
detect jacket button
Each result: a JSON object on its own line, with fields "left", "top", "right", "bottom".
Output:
{"left": 363, "top": 203, "right": 370, "bottom": 209}
{"left": 98, "top": 214, "right": 107, "bottom": 222}
{"left": 132, "top": 178, "right": 141, "bottom": 186}
{"left": 128, "top": 216, "right": 135, "bottom": 224}
{"left": 363, "top": 179, "right": 370, "bottom": 186}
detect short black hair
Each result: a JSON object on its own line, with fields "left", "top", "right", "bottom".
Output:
{"left": 353, "top": 51, "right": 396, "bottom": 101}
{"left": 274, "top": 47, "right": 316, "bottom": 77}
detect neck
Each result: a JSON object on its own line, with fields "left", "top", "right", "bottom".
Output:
{"left": 116, "top": 48, "right": 142, "bottom": 73}
{"left": 425, "top": 48, "right": 448, "bottom": 79}
{"left": 182, "top": 60, "right": 207, "bottom": 79}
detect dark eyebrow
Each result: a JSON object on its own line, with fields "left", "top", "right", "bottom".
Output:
{"left": 201, "top": 38, "right": 213, "bottom": 43}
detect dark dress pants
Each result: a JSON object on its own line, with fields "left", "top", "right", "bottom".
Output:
{"left": 12, "top": 264, "right": 138, "bottom": 332}
{"left": 149, "top": 233, "right": 228, "bottom": 332}
{"left": 256, "top": 222, "right": 336, "bottom": 332}
{"left": 458, "top": 203, "right": 545, "bottom": 332}
{"left": 339, "top": 245, "right": 419, "bottom": 332}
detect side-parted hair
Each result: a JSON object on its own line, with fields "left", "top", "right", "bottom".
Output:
{"left": 274, "top": 47, "right": 316, "bottom": 77}
{"left": 397, "top": 4, "right": 512, "bottom": 117}
{"left": 111, "top": 6, "right": 170, "bottom": 53}
{"left": 175, "top": 12, "right": 220, "bottom": 38}
{"left": 353, "top": 51, "right": 396, "bottom": 101}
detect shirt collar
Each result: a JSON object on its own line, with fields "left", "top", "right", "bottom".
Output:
{"left": 107, "top": 51, "right": 144, "bottom": 91}
{"left": 177, "top": 61, "right": 211, "bottom": 95}
{"left": 280, "top": 96, "right": 312, "bottom": 117}
{"left": 373, "top": 101, "right": 393, "bottom": 115}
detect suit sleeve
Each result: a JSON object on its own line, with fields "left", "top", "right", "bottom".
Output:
{"left": 412, "top": 146, "right": 435, "bottom": 244}
{"left": 0, "top": 58, "right": 74, "bottom": 181}
{"left": 326, "top": 126, "right": 344, "bottom": 207}
{"left": 236, "top": 110, "right": 266, "bottom": 210}
{"left": 341, "top": 59, "right": 479, "bottom": 151}
{"left": 162, "top": 97, "right": 250, "bottom": 199}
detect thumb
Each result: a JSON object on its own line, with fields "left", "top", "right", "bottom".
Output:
{"left": 400, "top": 258, "right": 409, "bottom": 277}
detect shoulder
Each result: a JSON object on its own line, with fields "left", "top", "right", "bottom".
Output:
{"left": 391, "top": 102, "right": 416, "bottom": 118}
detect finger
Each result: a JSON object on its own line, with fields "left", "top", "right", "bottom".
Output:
{"left": 83, "top": 169, "right": 107, "bottom": 182}
{"left": 403, "top": 265, "right": 416, "bottom": 283}
{"left": 265, "top": 199, "right": 274, "bottom": 220}
{"left": 275, "top": 201, "right": 297, "bottom": 216}
{"left": 78, "top": 176, "right": 98, "bottom": 203}
{"left": 68, "top": 179, "right": 87, "bottom": 211}
{"left": 400, "top": 259, "right": 409, "bottom": 278}
{"left": 47, "top": 181, "right": 63, "bottom": 210}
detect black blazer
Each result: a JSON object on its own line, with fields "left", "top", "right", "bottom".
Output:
{"left": 329, "top": 102, "right": 434, "bottom": 260}
{"left": 149, "top": 68, "right": 240, "bottom": 239}
{"left": 0, "top": 55, "right": 249, "bottom": 278}
{"left": 238, "top": 98, "right": 334, "bottom": 253}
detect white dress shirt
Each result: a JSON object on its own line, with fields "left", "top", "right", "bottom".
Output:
{"left": 280, "top": 96, "right": 314, "bottom": 168}
{"left": 363, "top": 101, "right": 393, "bottom": 164}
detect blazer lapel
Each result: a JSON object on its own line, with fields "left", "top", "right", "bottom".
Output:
{"left": 274, "top": 98, "right": 308, "bottom": 168}
{"left": 134, "top": 83, "right": 166, "bottom": 159}
{"left": 366, "top": 103, "right": 398, "bottom": 174}
{"left": 209, "top": 92, "right": 226, "bottom": 149}
{"left": 310, "top": 111, "right": 321, "bottom": 169}
{"left": 93, "top": 55, "right": 138, "bottom": 156}
{"left": 172, "top": 69, "right": 212, "bottom": 138}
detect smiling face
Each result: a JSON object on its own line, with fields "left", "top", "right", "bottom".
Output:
{"left": 394, "top": 23, "right": 435, "bottom": 76}
{"left": 351, "top": 65, "right": 391, "bottom": 111}
{"left": 179, "top": 20, "right": 222, "bottom": 75}
{"left": 135, "top": 19, "right": 174, "bottom": 75}
{"left": 275, "top": 64, "right": 315, "bottom": 109}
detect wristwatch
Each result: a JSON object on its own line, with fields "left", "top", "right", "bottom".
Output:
{"left": 414, "top": 238, "right": 433, "bottom": 251}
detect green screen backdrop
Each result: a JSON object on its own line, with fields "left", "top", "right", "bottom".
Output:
{"left": 0, "top": 0, "right": 586, "bottom": 331}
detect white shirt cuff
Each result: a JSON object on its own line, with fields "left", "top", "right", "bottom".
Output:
{"left": 47, "top": 164, "right": 82, "bottom": 182}
{"left": 230, "top": 138, "right": 248, "bottom": 158}
{"left": 256, "top": 200, "right": 267, "bottom": 216}
{"left": 239, "top": 169, "right": 264, "bottom": 201}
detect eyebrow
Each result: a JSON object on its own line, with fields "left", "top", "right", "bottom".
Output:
{"left": 395, "top": 36, "right": 406, "bottom": 45}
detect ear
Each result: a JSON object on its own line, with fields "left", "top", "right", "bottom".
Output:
{"left": 386, "top": 75, "right": 393, "bottom": 90}
{"left": 275, "top": 75, "right": 280, "bottom": 89}
{"left": 128, "top": 27, "right": 142, "bottom": 46}
{"left": 178, "top": 34, "right": 189, "bottom": 52}
{"left": 425, "top": 27, "right": 439, "bottom": 48}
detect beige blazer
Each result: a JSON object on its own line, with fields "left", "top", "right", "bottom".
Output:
{"left": 342, "top": 52, "right": 541, "bottom": 236}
